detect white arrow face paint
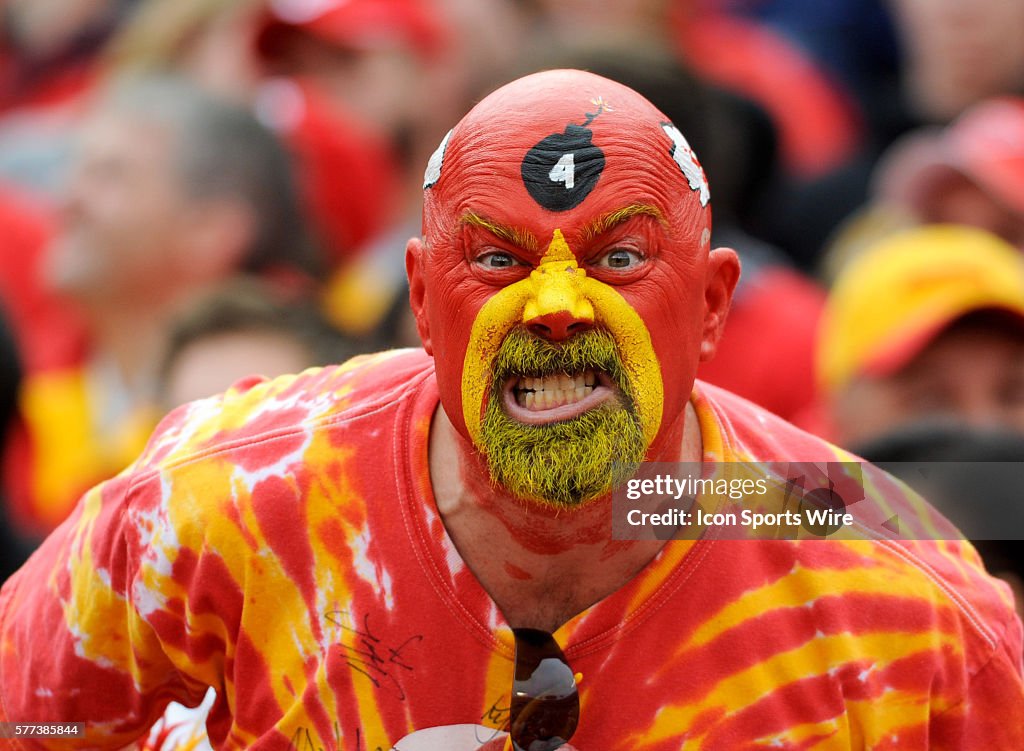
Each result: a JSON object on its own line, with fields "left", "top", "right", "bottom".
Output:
{"left": 662, "top": 122, "right": 710, "bottom": 208}
{"left": 423, "top": 128, "right": 453, "bottom": 189}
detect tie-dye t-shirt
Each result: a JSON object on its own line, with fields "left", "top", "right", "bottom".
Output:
{"left": 0, "top": 349, "right": 1021, "bottom": 749}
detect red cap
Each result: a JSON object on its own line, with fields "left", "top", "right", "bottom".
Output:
{"left": 257, "top": 0, "right": 446, "bottom": 63}
{"left": 877, "top": 97, "right": 1024, "bottom": 218}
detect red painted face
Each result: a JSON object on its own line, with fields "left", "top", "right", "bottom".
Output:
{"left": 408, "top": 70, "right": 736, "bottom": 468}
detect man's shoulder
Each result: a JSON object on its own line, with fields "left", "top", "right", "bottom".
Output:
{"left": 135, "top": 348, "right": 436, "bottom": 474}
{"left": 697, "top": 381, "right": 1021, "bottom": 667}
{"left": 695, "top": 380, "right": 850, "bottom": 462}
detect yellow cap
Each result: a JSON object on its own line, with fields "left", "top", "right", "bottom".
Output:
{"left": 818, "top": 224, "right": 1024, "bottom": 392}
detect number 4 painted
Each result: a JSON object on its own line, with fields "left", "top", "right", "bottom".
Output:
{"left": 549, "top": 153, "right": 575, "bottom": 189}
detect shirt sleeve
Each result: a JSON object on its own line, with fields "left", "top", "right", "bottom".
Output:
{"left": 930, "top": 612, "right": 1024, "bottom": 749}
{"left": 0, "top": 464, "right": 204, "bottom": 749}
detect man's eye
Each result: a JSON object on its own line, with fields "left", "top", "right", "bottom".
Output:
{"left": 477, "top": 251, "right": 522, "bottom": 269}
{"left": 596, "top": 248, "right": 644, "bottom": 270}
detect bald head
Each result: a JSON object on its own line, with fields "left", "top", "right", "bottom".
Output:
{"left": 422, "top": 69, "right": 711, "bottom": 249}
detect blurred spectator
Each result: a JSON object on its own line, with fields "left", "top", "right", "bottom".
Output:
{"left": 669, "top": 0, "right": 862, "bottom": 182}
{"left": 3, "top": 74, "right": 320, "bottom": 534}
{"left": 723, "top": 0, "right": 901, "bottom": 118}
{"left": 823, "top": 96, "right": 1024, "bottom": 279}
{"left": 888, "top": 0, "right": 1024, "bottom": 124}
{"left": 0, "top": 0, "right": 138, "bottom": 195}
{"left": 0, "top": 183, "right": 87, "bottom": 371}
{"left": 880, "top": 98, "right": 1024, "bottom": 248}
{"left": 856, "top": 421, "right": 1024, "bottom": 617}
{"left": 255, "top": 0, "right": 445, "bottom": 150}
{"left": 159, "top": 277, "right": 360, "bottom": 410}
{"left": 814, "top": 225, "right": 1024, "bottom": 446}
{"left": 254, "top": 77, "right": 402, "bottom": 270}
{"left": 526, "top": 0, "right": 673, "bottom": 46}
{"left": 1, "top": 0, "right": 133, "bottom": 85}
{"left": 102, "top": 0, "right": 402, "bottom": 280}
{"left": 731, "top": 0, "right": 1024, "bottom": 269}
{"left": 103, "top": 0, "right": 265, "bottom": 102}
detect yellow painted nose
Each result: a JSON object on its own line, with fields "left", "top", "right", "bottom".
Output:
{"left": 522, "top": 230, "right": 595, "bottom": 341}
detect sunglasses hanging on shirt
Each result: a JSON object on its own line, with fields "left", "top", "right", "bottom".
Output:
{"left": 509, "top": 627, "right": 580, "bottom": 750}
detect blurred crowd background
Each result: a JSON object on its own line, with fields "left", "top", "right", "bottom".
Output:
{"left": 0, "top": 0, "right": 1023, "bottom": 592}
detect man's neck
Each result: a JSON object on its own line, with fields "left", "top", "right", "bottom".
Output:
{"left": 86, "top": 303, "right": 170, "bottom": 393}
{"left": 428, "top": 401, "right": 702, "bottom": 632}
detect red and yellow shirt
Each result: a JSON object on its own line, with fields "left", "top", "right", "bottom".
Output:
{"left": 0, "top": 350, "right": 1020, "bottom": 748}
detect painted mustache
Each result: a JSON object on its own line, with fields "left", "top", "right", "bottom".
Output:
{"left": 489, "top": 327, "right": 634, "bottom": 414}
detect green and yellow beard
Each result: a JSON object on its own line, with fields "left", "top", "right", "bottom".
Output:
{"left": 479, "top": 327, "right": 646, "bottom": 508}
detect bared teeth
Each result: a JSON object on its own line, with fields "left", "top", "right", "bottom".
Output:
{"left": 514, "top": 370, "right": 600, "bottom": 410}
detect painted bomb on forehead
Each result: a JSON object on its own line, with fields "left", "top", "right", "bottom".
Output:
{"left": 421, "top": 70, "right": 711, "bottom": 231}
{"left": 520, "top": 98, "right": 608, "bottom": 212}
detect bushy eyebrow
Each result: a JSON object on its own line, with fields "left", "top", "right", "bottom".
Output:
{"left": 459, "top": 212, "right": 539, "bottom": 252}
{"left": 581, "top": 204, "right": 666, "bottom": 243}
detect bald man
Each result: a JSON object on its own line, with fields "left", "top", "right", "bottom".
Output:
{"left": 0, "top": 71, "right": 1020, "bottom": 750}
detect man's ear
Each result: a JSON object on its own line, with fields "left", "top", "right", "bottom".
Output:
{"left": 699, "top": 247, "right": 741, "bottom": 362}
{"left": 406, "top": 237, "right": 433, "bottom": 354}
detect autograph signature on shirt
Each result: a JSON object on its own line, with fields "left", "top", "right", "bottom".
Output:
{"left": 323, "top": 610, "right": 424, "bottom": 701}
{"left": 481, "top": 696, "right": 511, "bottom": 731}
{"left": 289, "top": 724, "right": 384, "bottom": 751}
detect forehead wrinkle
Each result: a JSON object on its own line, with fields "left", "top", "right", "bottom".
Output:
{"left": 581, "top": 204, "right": 667, "bottom": 244}
{"left": 459, "top": 211, "right": 540, "bottom": 253}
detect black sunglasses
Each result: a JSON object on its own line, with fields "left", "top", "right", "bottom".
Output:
{"left": 509, "top": 628, "right": 580, "bottom": 750}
